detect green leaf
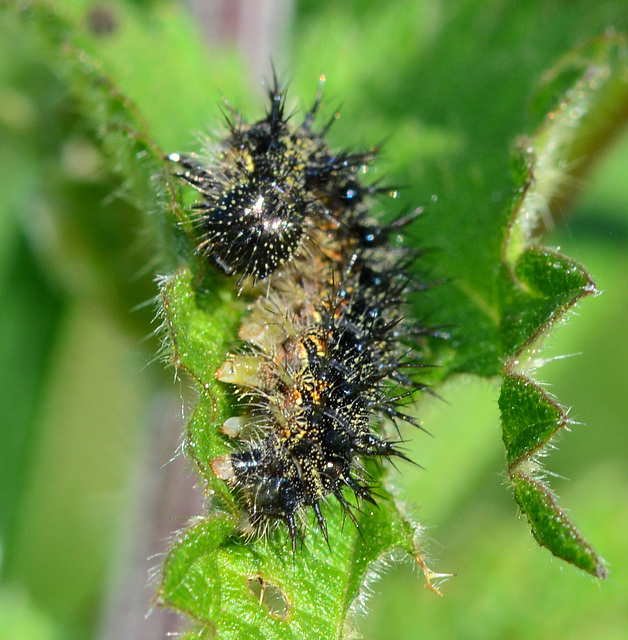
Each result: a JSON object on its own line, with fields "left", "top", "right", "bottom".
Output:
{"left": 510, "top": 474, "right": 606, "bottom": 579}
{"left": 494, "top": 34, "right": 628, "bottom": 577}
{"left": 499, "top": 247, "right": 597, "bottom": 358}
{"left": 500, "top": 374, "right": 567, "bottom": 467}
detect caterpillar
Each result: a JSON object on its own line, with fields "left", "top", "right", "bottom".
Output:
{"left": 169, "top": 77, "right": 427, "bottom": 549}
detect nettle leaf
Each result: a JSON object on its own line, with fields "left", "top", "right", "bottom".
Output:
{"left": 496, "top": 35, "right": 628, "bottom": 578}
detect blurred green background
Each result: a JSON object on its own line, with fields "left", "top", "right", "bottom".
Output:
{"left": 1, "top": 1, "right": 627, "bottom": 639}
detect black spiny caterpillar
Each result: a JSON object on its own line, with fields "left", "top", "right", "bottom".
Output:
{"left": 169, "top": 77, "right": 428, "bottom": 549}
